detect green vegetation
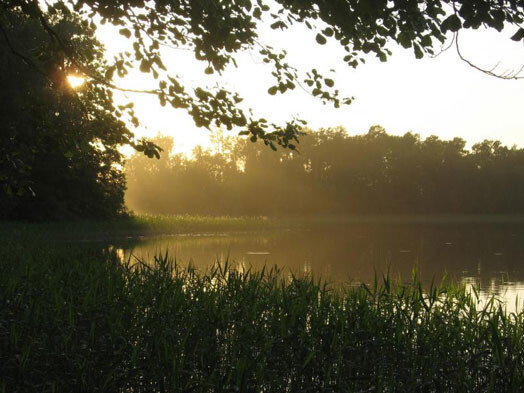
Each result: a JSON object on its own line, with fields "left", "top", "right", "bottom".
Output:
{"left": 3, "top": 1, "right": 524, "bottom": 220}
{"left": 0, "top": 11, "right": 133, "bottom": 220}
{"left": 6, "top": 214, "right": 524, "bottom": 248}
{"left": 3, "top": 1, "right": 524, "bottom": 390}
{"left": 2, "top": 235, "right": 524, "bottom": 393}
{"left": 0, "top": 215, "right": 284, "bottom": 244}
{"left": 4, "top": 0, "right": 524, "bottom": 151}
{"left": 127, "top": 127, "right": 524, "bottom": 216}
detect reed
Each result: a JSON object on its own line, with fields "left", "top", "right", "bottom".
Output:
{"left": 0, "top": 214, "right": 283, "bottom": 243}
{"left": 1, "top": 238, "right": 523, "bottom": 392}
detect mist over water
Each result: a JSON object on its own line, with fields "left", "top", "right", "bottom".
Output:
{"left": 107, "top": 222, "right": 524, "bottom": 311}
{"left": 117, "top": 127, "right": 524, "bottom": 311}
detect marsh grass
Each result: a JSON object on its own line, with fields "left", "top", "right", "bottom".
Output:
{"left": 1, "top": 238, "right": 524, "bottom": 392}
{"left": 0, "top": 215, "right": 284, "bottom": 243}
{"left": 4, "top": 214, "right": 524, "bottom": 245}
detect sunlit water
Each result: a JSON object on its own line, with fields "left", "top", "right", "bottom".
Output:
{"left": 103, "top": 223, "right": 524, "bottom": 312}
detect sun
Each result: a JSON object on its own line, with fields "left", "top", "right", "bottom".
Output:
{"left": 67, "top": 75, "right": 85, "bottom": 89}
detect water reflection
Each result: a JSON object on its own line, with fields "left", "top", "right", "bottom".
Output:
{"left": 106, "top": 223, "right": 524, "bottom": 312}
{"left": 461, "top": 276, "right": 524, "bottom": 313}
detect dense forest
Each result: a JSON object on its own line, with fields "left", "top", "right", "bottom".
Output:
{"left": 126, "top": 126, "right": 524, "bottom": 216}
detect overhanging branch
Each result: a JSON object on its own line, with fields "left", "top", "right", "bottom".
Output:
{"left": 455, "top": 30, "right": 524, "bottom": 80}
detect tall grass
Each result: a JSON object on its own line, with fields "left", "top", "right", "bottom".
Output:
{"left": 1, "top": 239, "right": 524, "bottom": 392}
{"left": 0, "top": 215, "right": 284, "bottom": 243}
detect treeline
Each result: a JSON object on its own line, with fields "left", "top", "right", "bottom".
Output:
{"left": 125, "top": 126, "right": 524, "bottom": 215}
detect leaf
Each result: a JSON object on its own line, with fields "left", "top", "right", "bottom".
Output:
{"left": 511, "top": 28, "right": 524, "bottom": 42}
{"left": 324, "top": 78, "right": 334, "bottom": 88}
{"left": 397, "top": 32, "right": 412, "bottom": 49}
{"left": 323, "top": 27, "right": 334, "bottom": 37}
{"left": 315, "top": 33, "right": 327, "bottom": 45}
{"left": 303, "top": 351, "right": 314, "bottom": 368}
{"left": 195, "top": 88, "right": 207, "bottom": 100}
{"left": 105, "top": 67, "right": 115, "bottom": 81}
{"left": 139, "top": 59, "right": 151, "bottom": 73}
{"left": 270, "top": 21, "right": 286, "bottom": 29}
{"left": 490, "top": 9, "right": 506, "bottom": 31}
{"left": 441, "top": 14, "right": 462, "bottom": 33}
{"left": 268, "top": 86, "right": 278, "bottom": 95}
{"left": 420, "top": 35, "right": 432, "bottom": 47}
{"left": 204, "top": 66, "right": 214, "bottom": 74}
{"left": 119, "top": 28, "right": 131, "bottom": 38}
{"left": 253, "top": 7, "right": 262, "bottom": 19}
{"left": 414, "top": 44, "right": 423, "bottom": 59}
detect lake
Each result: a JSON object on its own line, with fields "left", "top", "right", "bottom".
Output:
{"left": 105, "top": 221, "right": 524, "bottom": 311}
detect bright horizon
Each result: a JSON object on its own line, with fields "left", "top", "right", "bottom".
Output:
{"left": 96, "top": 18, "right": 524, "bottom": 155}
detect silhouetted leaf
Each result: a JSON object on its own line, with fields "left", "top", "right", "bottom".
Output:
{"left": 139, "top": 59, "right": 151, "bottom": 73}
{"left": 118, "top": 28, "right": 131, "bottom": 38}
{"left": 323, "top": 27, "right": 334, "bottom": 37}
{"left": 511, "top": 28, "right": 524, "bottom": 41}
{"left": 442, "top": 14, "right": 462, "bottom": 32}
{"left": 414, "top": 44, "right": 423, "bottom": 59}
{"left": 268, "top": 86, "right": 278, "bottom": 95}
{"left": 316, "top": 33, "right": 327, "bottom": 45}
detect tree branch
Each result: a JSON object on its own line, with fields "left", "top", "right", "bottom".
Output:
{"left": 429, "top": 33, "right": 455, "bottom": 58}
{"left": 455, "top": 30, "right": 524, "bottom": 80}
{"left": 0, "top": 18, "right": 49, "bottom": 79}
{"left": 37, "top": 11, "right": 164, "bottom": 95}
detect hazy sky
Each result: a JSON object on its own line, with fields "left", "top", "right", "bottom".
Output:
{"left": 98, "top": 18, "right": 524, "bottom": 154}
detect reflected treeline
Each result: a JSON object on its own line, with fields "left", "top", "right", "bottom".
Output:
{"left": 126, "top": 126, "right": 524, "bottom": 215}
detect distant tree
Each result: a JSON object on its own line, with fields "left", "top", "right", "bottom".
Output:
{"left": 125, "top": 128, "right": 524, "bottom": 216}
{"left": 2, "top": 0, "right": 524, "bottom": 153}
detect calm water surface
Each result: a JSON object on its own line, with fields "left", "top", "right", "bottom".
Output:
{"left": 108, "top": 222, "right": 524, "bottom": 311}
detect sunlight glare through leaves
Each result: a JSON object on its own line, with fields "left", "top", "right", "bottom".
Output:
{"left": 67, "top": 75, "right": 85, "bottom": 89}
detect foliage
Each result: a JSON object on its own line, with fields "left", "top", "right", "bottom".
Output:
{"left": 2, "top": 1, "right": 524, "bottom": 218}
{"left": 2, "top": 237, "right": 524, "bottom": 392}
{"left": 0, "top": 11, "right": 134, "bottom": 219}
{"left": 126, "top": 127, "right": 524, "bottom": 215}
{"left": 2, "top": 0, "right": 524, "bottom": 150}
